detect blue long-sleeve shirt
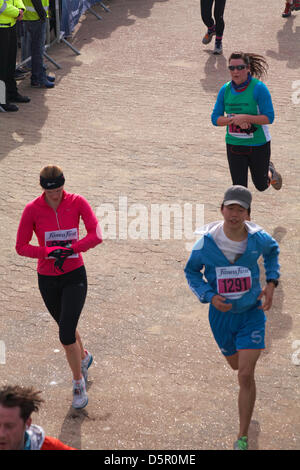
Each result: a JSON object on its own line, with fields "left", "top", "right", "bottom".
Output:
{"left": 184, "top": 221, "right": 280, "bottom": 314}
{"left": 211, "top": 80, "right": 275, "bottom": 126}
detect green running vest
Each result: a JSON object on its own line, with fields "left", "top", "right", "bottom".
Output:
{"left": 224, "top": 78, "right": 270, "bottom": 146}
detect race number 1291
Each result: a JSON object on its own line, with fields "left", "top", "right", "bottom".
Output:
{"left": 218, "top": 276, "right": 251, "bottom": 294}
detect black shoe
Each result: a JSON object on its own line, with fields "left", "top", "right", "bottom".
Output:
{"left": 18, "top": 65, "right": 31, "bottom": 74}
{"left": 31, "top": 80, "right": 55, "bottom": 89}
{"left": 0, "top": 103, "right": 19, "bottom": 112}
{"left": 9, "top": 93, "right": 31, "bottom": 103}
{"left": 15, "top": 70, "right": 27, "bottom": 81}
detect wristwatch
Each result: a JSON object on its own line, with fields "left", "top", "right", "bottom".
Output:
{"left": 267, "top": 279, "right": 279, "bottom": 288}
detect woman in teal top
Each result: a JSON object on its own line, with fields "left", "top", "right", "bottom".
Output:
{"left": 211, "top": 52, "right": 282, "bottom": 192}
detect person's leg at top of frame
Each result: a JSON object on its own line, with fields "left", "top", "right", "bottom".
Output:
{"left": 200, "top": 0, "right": 216, "bottom": 45}
{"left": 212, "top": 0, "right": 226, "bottom": 55}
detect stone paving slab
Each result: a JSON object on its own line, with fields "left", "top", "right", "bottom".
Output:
{"left": 0, "top": 0, "right": 299, "bottom": 450}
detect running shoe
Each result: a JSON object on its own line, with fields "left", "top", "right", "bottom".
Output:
{"left": 31, "top": 80, "right": 55, "bottom": 89}
{"left": 0, "top": 103, "right": 19, "bottom": 112}
{"left": 72, "top": 378, "right": 88, "bottom": 409}
{"left": 233, "top": 436, "right": 248, "bottom": 450}
{"left": 9, "top": 93, "right": 31, "bottom": 103}
{"left": 213, "top": 40, "right": 223, "bottom": 55}
{"left": 202, "top": 27, "right": 216, "bottom": 44}
{"left": 81, "top": 350, "right": 93, "bottom": 383}
{"left": 20, "top": 65, "right": 32, "bottom": 73}
{"left": 282, "top": 1, "right": 292, "bottom": 16}
{"left": 269, "top": 161, "right": 283, "bottom": 190}
{"left": 15, "top": 70, "right": 27, "bottom": 81}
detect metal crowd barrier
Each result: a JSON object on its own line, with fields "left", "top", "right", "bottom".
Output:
{"left": 17, "top": 0, "right": 110, "bottom": 70}
{"left": 0, "top": 0, "right": 110, "bottom": 104}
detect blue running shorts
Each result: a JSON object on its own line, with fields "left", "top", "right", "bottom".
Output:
{"left": 208, "top": 304, "right": 266, "bottom": 357}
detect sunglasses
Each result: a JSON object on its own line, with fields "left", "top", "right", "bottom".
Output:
{"left": 228, "top": 65, "right": 247, "bottom": 71}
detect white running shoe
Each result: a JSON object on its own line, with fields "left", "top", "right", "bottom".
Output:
{"left": 81, "top": 350, "right": 93, "bottom": 383}
{"left": 72, "top": 378, "right": 88, "bottom": 409}
{"left": 213, "top": 40, "right": 223, "bottom": 55}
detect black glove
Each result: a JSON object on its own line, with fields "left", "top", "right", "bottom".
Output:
{"left": 49, "top": 248, "right": 74, "bottom": 273}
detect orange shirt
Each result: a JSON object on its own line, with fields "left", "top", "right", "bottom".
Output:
{"left": 41, "top": 436, "right": 76, "bottom": 450}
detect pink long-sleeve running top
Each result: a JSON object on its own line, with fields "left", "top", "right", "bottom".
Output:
{"left": 16, "top": 191, "right": 102, "bottom": 275}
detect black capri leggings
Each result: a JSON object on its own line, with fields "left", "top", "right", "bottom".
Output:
{"left": 226, "top": 142, "right": 271, "bottom": 191}
{"left": 200, "top": 0, "right": 226, "bottom": 37}
{"left": 38, "top": 266, "right": 88, "bottom": 346}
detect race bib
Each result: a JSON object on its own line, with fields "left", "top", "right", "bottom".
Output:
{"left": 227, "top": 114, "right": 254, "bottom": 139}
{"left": 228, "top": 123, "right": 254, "bottom": 139}
{"left": 45, "top": 228, "right": 79, "bottom": 258}
{"left": 216, "top": 266, "right": 252, "bottom": 299}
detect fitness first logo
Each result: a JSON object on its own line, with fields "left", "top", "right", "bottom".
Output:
{"left": 48, "top": 229, "right": 77, "bottom": 239}
{"left": 219, "top": 266, "right": 249, "bottom": 276}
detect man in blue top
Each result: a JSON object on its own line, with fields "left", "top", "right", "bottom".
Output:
{"left": 184, "top": 185, "right": 280, "bottom": 450}
{"left": 211, "top": 52, "right": 282, "bottom": 192}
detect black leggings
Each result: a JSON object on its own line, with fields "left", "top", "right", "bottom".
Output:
{"left": 226, "top": 142, "right": 271, "bottom": 191}
{"left": 200, "top": 0, "right": 226, "bottom": 37}
{"left": 38, "top": 266, "right": 87, "bottom": 346}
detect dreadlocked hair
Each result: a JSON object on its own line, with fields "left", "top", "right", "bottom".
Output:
{"left": 229, "top": 52, "right": 269, "bottom": 80}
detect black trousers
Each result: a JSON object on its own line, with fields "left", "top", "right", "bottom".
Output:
{"left": 200, "top": 0, "right": 226, "bottom": 37}
{"left": 38, "top": 266, "right": 88, "bottom": 346}
{"left": 0, "top": 24, "right": 18, "bottom": 102}
{"left": 226, "top": 142, "right": 271, "bottom": 191}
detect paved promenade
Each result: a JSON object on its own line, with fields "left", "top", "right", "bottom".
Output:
{"left": 0, "top": 0, "right": 299, "bottom": 450}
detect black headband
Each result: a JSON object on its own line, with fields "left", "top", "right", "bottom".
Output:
{"left": 40, "top": 174, "right": 65, "bottom": 189}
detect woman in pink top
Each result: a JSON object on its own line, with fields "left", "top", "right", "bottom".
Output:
{"left": 16, "top": 165, "right": 103, "bottom": 409}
